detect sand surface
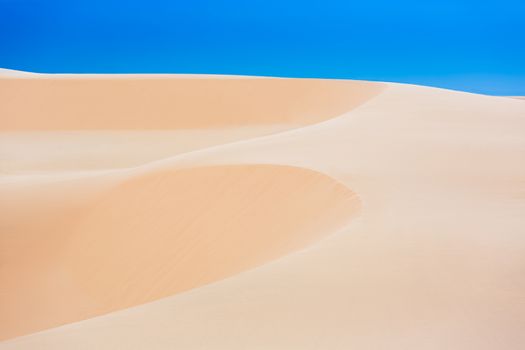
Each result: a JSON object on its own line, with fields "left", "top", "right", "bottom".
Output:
{"left": 1, "top": 70, "right": 525, "bottom": 349}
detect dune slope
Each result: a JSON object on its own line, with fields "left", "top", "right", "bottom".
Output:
{"left": 1, "top": 72, "right": 525, "bottom": 349}
{"left": 1, "top": 71, "right": 375, "bottom": 339}
{"left": 0, "top": 71, "right": 382, "bottom": 173}
{"left": 0, "top": 164, "right": 360, "bottom": 340}
{"left": 0, "top": 72, "right": 381, "bottom": 130}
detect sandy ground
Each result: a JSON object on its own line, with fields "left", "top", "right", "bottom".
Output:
{"left": 1, "top": 70, "right": 525, "bottom": 349}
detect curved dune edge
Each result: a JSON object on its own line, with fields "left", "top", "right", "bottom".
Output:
{"left": 0, "top": 72, "right": 384, "bottom": 173}
{"left": 0, "top": 73, "right": 376, "bottom": 339}
{"left": 0, "top": 73, "right": 383, "bottom": 130}
{"left": 0, "top": 127, "right": 296, "bottom": 173}
{"left": 0, "top": 164, "right": 360, "bottom": 340}
{"left": 2, "top": 74, "right": 525, "bottom": 349}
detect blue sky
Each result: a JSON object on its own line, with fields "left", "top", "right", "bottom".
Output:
{"left": 1, "top": 0, "right": 524, "bottom": 94}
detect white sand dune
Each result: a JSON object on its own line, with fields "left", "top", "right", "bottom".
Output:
{"left": 0, "top": 69, "right": 37, "bottom": 77}
{"left": 1, "top": 70, "right": 525, "bottom": 349}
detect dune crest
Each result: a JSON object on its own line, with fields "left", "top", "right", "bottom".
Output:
{"left": 0, "top": 72, "right": 375, "bottom": 339}
{"left": 1, "top": 72, "right": 525, "bottom": 349}
{"left": 0, "top": 74, "right": 382, "bottom": 130}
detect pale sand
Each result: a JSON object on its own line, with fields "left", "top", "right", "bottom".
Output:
{"left": 1, "top": 70, "right": 525, "bottom": 349}
{"left": 0, "top": 164, "right": 359, "bottom": 340}
{"left": 0, "top": 70, "right": 375, "bottom": 339}
{"left": 0, "top": 71, "right": 381, "bottom": 130}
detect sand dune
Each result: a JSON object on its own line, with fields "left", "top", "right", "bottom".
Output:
{"left": 0, "top": 70, "right": 381, "bottom": 173}
{"left": 0, "top": 164, "right": 359, "bottom": 339}
{"left": 1, "top": 70, "right": 372, "bottom": 339}
{"left": 0, "top": 71, "right": 381, "bottom": 130}
{"left": 1, "top": 71, "right": 525, "bottom": 349}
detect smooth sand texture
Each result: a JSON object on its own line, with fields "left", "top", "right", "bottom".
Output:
{"left": 0, "top": 70, "right": 374, "bottom": 339}
{"left": 0, "top": 72, "right": 381, "bottom": 130}
{"left": 0, "top": 128, "right": 296, "bottom": 172}
{"left": 0, "top": 165, "right": 359, "bottom": 339}
{"left": 1, "top": 71, "right": 525, "bottom": 349}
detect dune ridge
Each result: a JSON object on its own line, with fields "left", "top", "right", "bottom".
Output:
{"left": 1, "top": 72, "right": 525, "bottom": 349}
{"left": 0, "top": 164, "right": 360, "bottom": 340}
{"left": 0, "top": 72, "right": 377, "bottom": 339}
{"left": 0, "top": 71, "right": 382, "bottom": 130}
